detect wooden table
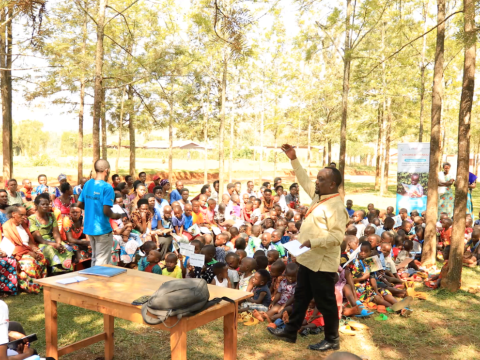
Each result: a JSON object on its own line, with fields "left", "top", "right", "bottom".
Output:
{"left": 35, "top": 266, "right": 251, "bottom": 360}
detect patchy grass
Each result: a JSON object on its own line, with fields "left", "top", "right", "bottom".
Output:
{"left": 7, "top": 266, "right": 480, "bottom": 360}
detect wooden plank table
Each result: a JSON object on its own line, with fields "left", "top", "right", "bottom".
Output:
{"left": 35, "top": 266, "right": 252, "bottom": 360}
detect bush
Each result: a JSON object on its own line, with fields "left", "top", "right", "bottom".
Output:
{"left": 31, "top": 154, "right": 59, "bottom": 167}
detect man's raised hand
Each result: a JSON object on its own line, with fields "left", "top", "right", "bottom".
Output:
{"left": 281, "top": 144, "right": 297, "bottom": 161}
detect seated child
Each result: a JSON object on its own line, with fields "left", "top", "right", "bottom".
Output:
{"left": 215, "top": 232, "right": 234, "bottom": 252}
{"left": 229, "top": 227, "right": 240, "bottom": 248}
{"left": 256, "top": 255, "right": 269, "bottom": 271}
{"left": 259, "top": 233, "right": 277, "bottom": 255}
{"left": 269, "top": 259, "right": 286, "bottom": 297}
{"left": 265, "top": 263, "right": 298, "bottom": 322}
{"left": 426, "top": 246, "right": 451, "bottom": 289}
{"left": 162, "top": 253, "right": 183, "bottom": 278}
{"left": 238, "top": 257, "right": 257, "bottom": 292}
{"left": 235, "top": 236, "right": 247, "bottom": 252}
{"left": 401, "top": 221, "right": 415, "bottom": 240}
{"left": 298, "top": 300, "right": 325, "bottom": 337}
{"left": 242, "top": 201, "right": 254, "bottom": 223}
{"left": 241, "top": 270, "right": 272, "bottom": 318}
{"left": 267, "top": 250, "right": 280, "bottom": 269}
{"left": 246, "top": 225, "right": 262, "bottom": 257}
{"left": 395, "top": 239, "right": 418, "bottom": 270}
{"left": 271, "top": 230, "right": 286, "bottom": 257}
{"left": 187, "top": 245, "right": 216, "bottom": 283}
{"left": 367, "top": 234, "right": 381, "bottom": 256}
{"left": 463, "top": 228, "right": 480, "bottom": 267}
{"left": 214, "top": 204, "right": 226, "bottom": 226}
{"left": 225, "top": 252, "right": 240, "bottom": 287}
{"left": 211, "top": 262, "right": 232, "bottom": 288}
{"left": 138, "top": 244, "right": 162, "bottom": 274}
{"left": 465, "top": 216, "right": 473, "bottom": 242}
{"left": 236, "top": 249, "right": 247, "bottom": 262}
{"left": 344, "top": 241, "right": 398, "bottom": 307}
{"left": 440, "top": 218, "right": 453, "bottom": 247}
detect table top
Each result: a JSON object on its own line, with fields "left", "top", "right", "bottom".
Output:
{"left": 35, "top": 266, "right": 251, "bottom": 307}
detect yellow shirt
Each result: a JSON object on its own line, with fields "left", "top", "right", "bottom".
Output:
{"left": 163, "top": 266, "right": 183, "bottom": 279}
{"left": 291, "top": 158, "right": 349, "bottom": 273}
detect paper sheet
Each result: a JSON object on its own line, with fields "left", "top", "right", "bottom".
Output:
{"left": 282, "top": 240, "right": 310, "bottom": 257}
{"left": 199, "top": 227, "right": 212, "bottom": 234}
{"left": 364, "top": 255, "right": 383, "bottom": 272}
{"left": 180, "top": 243, "right": 195, "bottom": 257}
{"left": 57, "top": 276, "right": 89, "bottom": 285}
{"left": 211, "top": 226, "right": 221, "bottom": 235}
{"left": 189, "top": 254, "right": 205, "bottom": 267}
{"left": 343, "top": 247, "right": 361, "bottom": 268}
{"left": 393, "top": 215, "right": 402, "bottom": 228}
{"left": 395, "top": 257, "right": 414, "bottom": 270}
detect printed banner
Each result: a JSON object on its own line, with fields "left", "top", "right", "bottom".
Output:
{"left": 395, "top": 143, "right": 430, "bottom": 214}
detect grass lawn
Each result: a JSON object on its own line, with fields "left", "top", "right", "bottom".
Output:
{"left": 7, "top": 266, "right": 480, "bottom": 360}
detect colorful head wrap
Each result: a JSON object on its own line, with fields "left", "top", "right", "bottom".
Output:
{"left": 160, "top": 179, "right": 170, "bottom": 188}
{"left": 58, "top": 173, "right": 67, "bottom": 182}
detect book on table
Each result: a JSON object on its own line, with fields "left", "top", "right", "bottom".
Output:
{"left": 79, "top": 266, "right": 127, "bottom": 278}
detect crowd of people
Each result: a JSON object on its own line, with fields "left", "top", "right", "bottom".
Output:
{"left": 0, "top": 153, "right": 476, "bottom": 355}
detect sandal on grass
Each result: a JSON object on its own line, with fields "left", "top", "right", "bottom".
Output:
{"left": 347, "top": 321, "right": 370, "bottom": 330}
{"left": 377, "top": 305, "right": 387, "bottom": 314}
{"left": 243, "top": 317, "right": 259, "bottom": 326}
{"left": 390, "top": 296, "right": 413, "bottom": 312}
{"left": 355, "top": 309, "right": 374, "bottom": 318}
{"left": 414, "top": 293, "right": 427, "bottom": 300}
{"left": 401, "top": 308, "right": 413, "bottom": 317}
{"left": 339, "top": 325, "right": 356, "bottom": 336}
{"left": 374, "top": 314, "right": 388, "bottom": 321}
{"left": 366, "top": 302, "right": 377, "bottom": 310}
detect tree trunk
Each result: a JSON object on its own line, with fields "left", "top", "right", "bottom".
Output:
{"left": 380, "top": 22, "right": 388, "bottom": 197}
{"left": 442, "top": 0, "right": 475, "bottom": 292}
{"left": 115, "top": 87, "right": 125, "bottom": 174}
{"left": 1, "top": 8, "right": 12, "bottom": 183}
{"left": 418, "top": 0, "right": 428, "bottom": 142}
{"left": 327, "top": 140, "right": 332, "bottom": 164}
{"left": 127, "top": 85, "right": 135, "bottom": 178}
{"left": 203, "top": 86, "right": 210, "bottom": 184}
{"left": 307, "top": 114, "right": 311, "bottom": 168}
{"left": 101, "top": 88, "right": 107, "bottom": 159}
{"left": 476, "top": 142, "right": 480, "bottom": 176}
{"left": 78, "top": 7, "right": 87, "bottom": 183}
{"left": 259, "top": 84, "right": 264, "bottom": 185}
{"left": 338, "top": 0, "right": 353, "bottom": 198}
{"left": 229, "top": 102, "right": 233, "bottom": 183}
{"left": 274, "top": 129, "right": 278, "bottom": 178}
{"left": 383, "top": 98, "right": 392, "bottom": 191}
{"left": 219, "top": 59, "right": 227, "bottom": 195}
{"left": 375, "top": 105, "right": 382, "bottom": 191}
{"left": 323, "top": 142, "right": 327, "bottom": 166}
{"left": 92, "top": 0, "right": 108, "bottom": 164}
{"left": 168, "top": 101, "right": 173, "bottom": 181}
{"left": 422, "top": 0, "right": 445, "bottom": 267}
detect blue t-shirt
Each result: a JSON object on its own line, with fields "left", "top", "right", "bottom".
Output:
{"left": 151, "top": 207, "right": 161, "bottom": 230}
{"left": 172, "top": 214, "right": 185, "bottom": 229}
{"left": 73, "top": 185, "right": 82, "bottom": 196}
{"left": 184, "top": 215, "right": 193, "bottom": 229}
{"left": 170, "top": 189, "right": 182, "bottom": 204}
{"left": 346, "top": 208, "right": 355, "bottom": 217}
{"left": 253, "top": 285, "right": 271, "bottom": 307}
{"left": 79, "top": 179, "right": 115, "bottom": 236}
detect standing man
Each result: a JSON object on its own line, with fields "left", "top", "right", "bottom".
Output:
{"left": 267, "top": 144, "right": 348, "bottom": 352}
{"left": 78, "top": 160, "right": 121, "bottom": 266}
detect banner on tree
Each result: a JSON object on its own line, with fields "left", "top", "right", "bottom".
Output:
{"left": 395, "top": 143, "right": 430, "bottom": 214}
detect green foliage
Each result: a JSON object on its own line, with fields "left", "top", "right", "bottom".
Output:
{"left": 12, "top": 120, "right": 49, "bottom": 157}
{"left": 31, "top": 154, "right": 59, "bottom": 167}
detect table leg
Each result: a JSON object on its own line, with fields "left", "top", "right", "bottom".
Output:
{"left": 170, "top": 320, "right": 187, "bottom": 360}
{"left": 104, "top": 314, "right": 115, "bottom": 360}
{"left": 224, "top": 304, "right": 237, "bottom": 360}
{"left": 44, "top": 288, "right": 58, "bottom": 359}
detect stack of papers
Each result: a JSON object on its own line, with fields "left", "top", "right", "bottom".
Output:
{"left": 57, "top": 276, "right": 89, "bottom": 285}
{"left": 282, "top": 240, "right": 310, "bottom": 257}
{"left": 79, "top": 266, "right": 127, "bottom": 277}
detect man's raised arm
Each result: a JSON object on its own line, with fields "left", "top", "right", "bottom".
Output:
{"left": 281, "top": 144, "right": 316, "bottom": 199}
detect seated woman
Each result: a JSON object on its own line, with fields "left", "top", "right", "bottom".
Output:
{"left": 1, "top": 205, "right": 47, "bottom": 294}
{"left": 0, "top": 189, "right": 9, "bottom": 225}
{"left": 28, "top": 193, "right": 74, "bottom": 274}
{"left": 53, "top": 182, "right": 75, "bottom": 240}
{"left": 130, "top": 198, "right": 152, "bottom": 243}
{"left": 128, "top": 183, "right": 147, "bottom": 213}
{"left": 116, "top": 182, "right": 132, "bottom": 211}
{"left": 62, "top": 204, "right": 92, "bottom": 266}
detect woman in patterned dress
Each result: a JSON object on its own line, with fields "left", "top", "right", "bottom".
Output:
{"left": 438, "top": 163, "right": 455, "bottom": 218}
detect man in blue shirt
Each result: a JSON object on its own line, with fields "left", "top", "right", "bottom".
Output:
{"left": 169, "top": 180, "right": 184, "bottom": 204}
{"left": 346, "top": 199, "right": 355, "bottom": 218}
{"left": 78, "top": 159, "right": 121, "bottom": 266}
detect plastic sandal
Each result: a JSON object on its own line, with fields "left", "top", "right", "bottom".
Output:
{"left": 243, "top": 317, "right": 259, "bottom": 326}
{"left": 355, "top": 309, "right": 374, "bottom": 318}
{"left": 386, "top": 307, "right": 394, "bottom": 313}
{"left": 366, "top": 302, "right": 377, "bottom": 310}
{"left": 377, "top": 305, "right": 387, "bottom": 314}
{"left": 374, "top": 314, "right": 388, "bottom": 321}
{"left": 401, "top": 308, "right": 413, "bottom": 317}
{"left": 415, "top": 293, "right": 427, "bottom": 300}
{"left": 267, "top": 322, "right": 277, "bottom": 329}
{"left": 339, "top": 325, "right": 356, "bottom": 336}
{"left": 406, "top": 288, "right": 416, "bottom": 297}
{"left": 347, "top": 321, "right": 370, "bottom": 330}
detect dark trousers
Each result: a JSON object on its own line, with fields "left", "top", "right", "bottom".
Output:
{"left": 285, "top": 264, "right": 339, "bottom": 342}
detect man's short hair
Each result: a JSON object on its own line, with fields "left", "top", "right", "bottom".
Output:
{"left": 227, "top": 183, "right": 235, "bottom": 189}
{"left": 94, "top": 159, "right": 110, "bottom": 172}
{"left": 324, "top": 166, "right": 342, "bottom": 187}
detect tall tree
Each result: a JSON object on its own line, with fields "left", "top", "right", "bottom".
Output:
{"left": 422, "top": 0, "right": 446, "bottom": 267}
{"left": 442, "top": 0, "right": 476, "bottom": 292}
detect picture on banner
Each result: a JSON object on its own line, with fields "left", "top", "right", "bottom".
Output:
{"left": 395, "top": 143, "right": 430, "bottom": 214}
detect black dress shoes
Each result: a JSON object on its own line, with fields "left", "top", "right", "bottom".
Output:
{"left": 308, "top": 339, "right": 340, "bottom": 351}
{"left": 266, "top": 327, "right": 297, "bottom": 343}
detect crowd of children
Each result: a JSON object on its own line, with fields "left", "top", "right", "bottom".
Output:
{"left": 0, "top": 171, "right": 470, "bottom": 340}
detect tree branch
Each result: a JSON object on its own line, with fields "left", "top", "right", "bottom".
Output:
{"left": 105, "top": 0, "right": 142, "bottom": 25}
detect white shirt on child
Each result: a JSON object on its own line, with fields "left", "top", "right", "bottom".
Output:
{"left": 214, "top": 276, "right": 229, "bottom": 288}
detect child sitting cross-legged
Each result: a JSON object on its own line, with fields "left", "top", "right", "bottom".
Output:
{"left": 255, "top": 255, "right": 269, "bottom": 271}
{"left": 138, "top": 241, "right": 162, "bottom": 274}
{"left": 211, "top": 262, "right": 232, "bottom": 288}
{"left": 240, "top": 269, "right": 272, "bottom": 319}
{"left": 267, "top": 250, "right": 280, "bottom": 270}
{"left": 225, "top": 252, "right": 240, "bottom": 288}
{"left": 297, "top": 299, "right": 324, "bottom": 337}
{"left": 269, "top": 259, "right": 286, "bottom": 298}
{"left": 263, "top": 263, "right": 298, "bottom": 323}
{"left": 162, "top": 253, "right": 183, "bottom": 278}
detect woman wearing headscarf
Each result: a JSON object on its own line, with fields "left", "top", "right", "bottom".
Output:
{"left": 0, "top": 190, "right": 9, "bottom": 225}
{"left": 467, "top": 172, "right": 477, "bottom": 217}
{"left": 1, "top": 205, "right": 47, "bottom": 293}
{"left": 54, "top": 173, "right": 68, "bottom": 199}
{"left": 160, "top": 179, "right": 171, "bottom": 202}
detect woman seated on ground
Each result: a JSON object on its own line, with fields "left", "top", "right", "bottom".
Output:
{"left": 130, "top": 199, "right": 152, "bottom": 242}
{"left": 62, "top": 204, "right": 92, "bottom": 265}
{"left": 129, "top": 183, "right": 147, "bottom": 213}
{"left": 1, "top": 205, "right": 47, "bottom": 294}
{"left": 53, "top": 182, "right": 75, "bottom": 240}
{"left": 28, "top": 193, "right": 74, "bottom": 274}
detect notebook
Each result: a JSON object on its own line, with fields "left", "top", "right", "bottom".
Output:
{"left": 79, "top": 266, "right": 127, "bottom": 278}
